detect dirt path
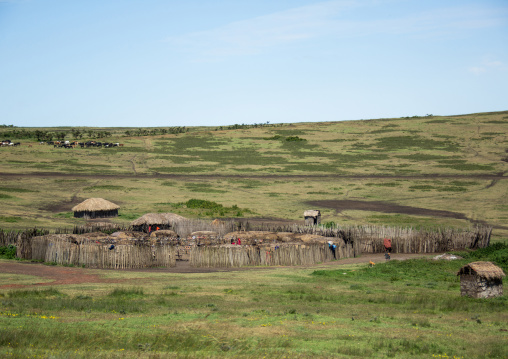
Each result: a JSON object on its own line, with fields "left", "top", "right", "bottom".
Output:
{"left": 0, "top": 261, "right": 132, "bottom": 289}
{"left": 0, "top": 253, "right": 437, "bottom": 289}
{"left": 1, "top": 172, "right": 507, "bottom": 181}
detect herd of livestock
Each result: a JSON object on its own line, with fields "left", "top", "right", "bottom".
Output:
{"left": 1, "top": 139, "right": 124, "bottom": 148}
{"left": 47, "top": 140, "right": 124, "bottom": 148}
{"left": 1, "top": 140, "right": 21, "bottom": 146}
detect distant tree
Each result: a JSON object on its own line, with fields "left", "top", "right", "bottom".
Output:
{"left": 35, "top": 130, "right": 46, "bottom": 142}
{"left": 71, "top": 129, "right": 83, "bottom": 139}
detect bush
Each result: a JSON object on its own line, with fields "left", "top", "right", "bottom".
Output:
{"left": 456, "top": 242, "right": 508, "bottom": 270}
{"left": 0, "top": 245, "right": 16, "bottom": 259}
{"left": 285, "top": 136, "right": 306, "bottom": 142}
{"left": 324, "top": 221, "right": 336, "bottom": 228}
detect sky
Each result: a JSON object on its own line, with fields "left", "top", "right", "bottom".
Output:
{"left": 0, "top": 0, "right": 507, "bottom": 127}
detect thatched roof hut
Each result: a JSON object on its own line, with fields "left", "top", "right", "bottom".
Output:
{"left": 72, "top": 198, "right": 120, "bottom": 219}
{"left": 304, "top": 209, "right": 321, "bottom": 225}
{"left": 457, "top": 261, "right": 505, "bottom": 298}
{"left": 131, "top": 213, "right": 186, "bottom": 232}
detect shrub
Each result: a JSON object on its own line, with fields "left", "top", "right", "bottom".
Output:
{"left": 285, "top": 136, "right": 306, "bottom": 142}
{"left": 455, "top": 242, "right": 508, "bottom": 270}
{"left": 0, "top": 245, "right": 16, "bottom": 259}
{"left": 108, "top": 287, "right": 144, "bottom": 297}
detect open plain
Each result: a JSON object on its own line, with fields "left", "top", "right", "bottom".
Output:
{"left": 0, "top": 111, "right": 507, "bottom": 358}
{"left": 1, "top": 111, "right": 507, "bottom": 238}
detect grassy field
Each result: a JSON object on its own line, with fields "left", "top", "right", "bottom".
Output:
{"left": 0, "top": 244, "right": 507, "bottom": 358}
{"left": 0, "top": 111, "right": 507, "bottom": 239}
{"left": 1, "top": 113, "right": 507, "bottom": 358}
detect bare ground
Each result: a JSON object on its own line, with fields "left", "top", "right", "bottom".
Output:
{"left": 0, "top": 253, "right": 438, "bottom": 289}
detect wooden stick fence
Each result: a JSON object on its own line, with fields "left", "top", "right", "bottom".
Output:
{"left": 10, "top": 224, "right": 492, "bottom": 269}
{"left": 190, "top": 241, "right": 357, "bottom": 268}
{"left": 247, "top": 223, "right": 491, "bottom": 253}
{"left": 19, "top": 237, "right": 176, "bottom": 269}
{"left": 357, "top": 226, "right": 491, "bottom": 253}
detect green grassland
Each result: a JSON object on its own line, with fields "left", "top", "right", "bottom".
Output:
{"left": 1, "top": 244, "right": 507, "bottom": 358}
{"left": 1, "top": 113, "right": 507, "bottom": 358}
{"left": 0, "top": 111, "right": 507, "bottom": 239}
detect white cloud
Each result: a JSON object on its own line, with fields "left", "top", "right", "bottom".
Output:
{"left": 169, "top": 0, "right": 359, "bottom": 59}
{"left": 168, "top": 0, "right": 508, "bottom": 61}
{"left": 468, "top": 66, "right": 487, "bottom": 75}
{"left": 468, "top": 58, "right": 505, "bottom": 75}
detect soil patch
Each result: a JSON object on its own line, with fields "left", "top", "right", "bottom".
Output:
{"left": 307, "top": 199, "right": 508, "bottom": 230}
{"left": 307, "top": 199, "right": 468, "bottom": 220}
{"left": 0, "top": 261, "right": 132, "bottom": 289}
{"left": 0, "top": 253, "right": 437, "bottom": 289}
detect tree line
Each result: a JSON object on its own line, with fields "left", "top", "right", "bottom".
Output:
{"left": 0, "top": 127, "right": 188, "bottom": 141}
{"left": 215, "top": 122, "right": 286, "bottom": 131}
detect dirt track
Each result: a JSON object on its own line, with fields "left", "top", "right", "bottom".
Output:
{"left": 1, "top": 172, "right": 507, "bottom": 181}
{"left": 0, "top": 253, "right": 437, "bottom": 289}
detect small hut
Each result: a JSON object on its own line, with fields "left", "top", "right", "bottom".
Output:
{"left": 72, "top": 198, "right": 120, "bottom": 219}
{"left": 457, "top": 261, "right": 505, "bottom": 298}
{"left": 304, "top": 210, "right": 321, "bottom": 225}
{"left": 131, "top": 213, "right": 186, "bottom": 233}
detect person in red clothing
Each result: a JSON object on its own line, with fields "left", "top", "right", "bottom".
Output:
{"left": 383, "top": 238, "right": 392, "bottom": 260}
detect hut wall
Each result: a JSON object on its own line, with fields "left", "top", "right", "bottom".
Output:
{"left": 459, "top": 275, "right": 503, "bottom": 298}
{"left": 74, "top": 209, "right": 118, "bottom": 219}
{"left": 304, "top": 216, "right": 320, "bottom": 225}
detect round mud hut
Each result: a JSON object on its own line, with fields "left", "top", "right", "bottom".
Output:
{"left": 131, "top": 213, "right": 186, "bottom": 233}
{"left": 72, "top": 198, "right": 120, "bottom": 219}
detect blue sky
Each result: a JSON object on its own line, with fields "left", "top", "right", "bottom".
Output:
{"left": 0, "top": 0, "right": 507, "bottom": 127}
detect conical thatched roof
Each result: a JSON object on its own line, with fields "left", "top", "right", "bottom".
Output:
{"left": 457, "top": 261, "right": 506, "bottom": 280}
{"left": 72, "top": 198, "right": 120, "bottom": 212}
{"left": 131, "top": 213, "right": 186, "bottom": 226}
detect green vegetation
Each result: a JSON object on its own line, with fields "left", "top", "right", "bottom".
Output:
{"left": 0, "top": 245, "right": 16, "bottom": 259}
{"left": 375, "top": 135, "right": 460, "bottom": 152}
{"left": 456, "top": 242, "right": 508, "bottom": 269}
{"left": 0, "top": 187, "right": 37, "bottom": 193}
{"left": 0, "top": 110, "right": 506, "bottom": 241}
{"left": 184, "top": 183, "right": 228, "bottom": 193}
{"left": 0, "top": 216, "right": 21, "bottom": 223}
{"left": 84, "top": 185, "right": 127, "bottom": 191}
{"left": 175, "top": 199, "right": 251, "bottom": 217}
{"left": 0, "top": 111, "right": 507, "bottom": 358}
{"left": 0, "top": 245, "right": 507, "bottom": 358}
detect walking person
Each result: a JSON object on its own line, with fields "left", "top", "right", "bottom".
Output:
{"left": 383, "top": 238, "right": 392, "bottom": 260}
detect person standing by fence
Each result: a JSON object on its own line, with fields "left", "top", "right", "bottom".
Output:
{"left": 328, "top": 241, "right": 337, "bottom": 259}
{"left": 383, "top": 238, "right": 392, "bottom": 260}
